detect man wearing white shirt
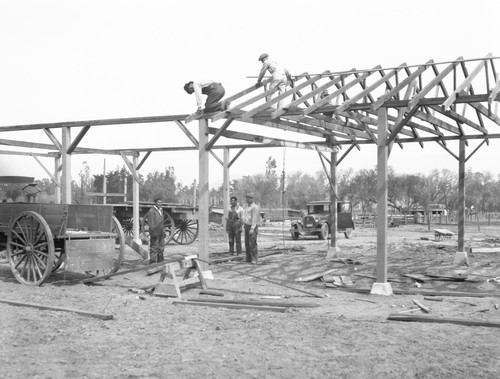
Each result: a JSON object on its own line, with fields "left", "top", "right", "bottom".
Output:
{"left": 184, "top": 80, "right": 230, "bottom": 114}
{"left": 255, "top": 53, "right": 293, "bottom": 109}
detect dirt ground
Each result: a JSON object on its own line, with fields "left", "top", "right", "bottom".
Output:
{"left": 1, "top": 222, "right": 500, "bottom": 379}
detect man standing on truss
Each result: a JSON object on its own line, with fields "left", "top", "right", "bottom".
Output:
{"left": 255, "top": 53, "right": 293, "bottom": 109}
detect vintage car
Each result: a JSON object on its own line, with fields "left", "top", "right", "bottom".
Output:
{"left": 290, "top": 200, "right": 355, "bottom": 240}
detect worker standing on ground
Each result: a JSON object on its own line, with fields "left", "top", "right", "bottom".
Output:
{"left": 226, "top": 196, "right": 244, "bottom": 256}
{"left": 183, "top": 80, "right": 231, "bottom": 114}
{"left": 143, "top": 197, "right": 166, "bottom": 264}
{"left": 255, "top": 53, "right": 293, "bottom": 109}
{"left": 243, "top": 193, "right": 261, "bottom": 264}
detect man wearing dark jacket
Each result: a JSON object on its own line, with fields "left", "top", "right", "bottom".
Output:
{"left": 143, "top": 198, "right": 166, "bottom": 264}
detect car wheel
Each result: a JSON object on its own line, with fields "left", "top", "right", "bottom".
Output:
{"left": 344, "top": 228, "right": 353, "bottom": 239}
{"left": 319, "top": 223, "right": 329, "bottom": 240}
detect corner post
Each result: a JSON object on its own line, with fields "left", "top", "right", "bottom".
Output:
{"left": 198, "top": 118, "right": 210, "bottom": 270}
{"left": 371, "top": 106, "right": 393, "bottom": 295}
{"left": 454, "top": 139, "right": 469, "bottom": 265}
{"left": 61, "top": 127, "right": 72, "bottom": 204}
{"left": 223, "top": 148, "right": 230, "bottom": 244}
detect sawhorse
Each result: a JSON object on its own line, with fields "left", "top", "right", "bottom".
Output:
{"left": 434, "top": 228, "right": 454, "bottom": 241}
{"left": 154, "top": 254, "right": 210, "bottom": 298}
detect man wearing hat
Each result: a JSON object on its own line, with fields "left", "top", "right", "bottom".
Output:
{"left": 183, "top": 80, "right": 231, "bottom": 114}
{"left": 226, "top": 196, "right": 244, "bottom": 256}
{"left": 255, "top": 53, "right": 293, "bottom": 109}
{"left": 143, "top": 197, "right": 166, "bottom": 264}
{"left": 242, "top": 192, "right": 261, "bottom": 264}
{"left": 319, "top": 90, "right": 334, "bottom": 118}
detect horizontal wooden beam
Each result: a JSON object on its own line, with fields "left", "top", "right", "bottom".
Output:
{"left": 0, "top": 115, "right": 190, "bottom": 132}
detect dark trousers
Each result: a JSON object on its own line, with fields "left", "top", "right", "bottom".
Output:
{"left": 244, "top": 224, "right": 258, "bottom": 263}
{"left": 204, "top": 83, "right": 225, "bottom": 112}
{"left": 149, "top": 233, "right": 165, "bottom": 264}
{"left": 227, "top": 221, "right": 242, "bottom": 254}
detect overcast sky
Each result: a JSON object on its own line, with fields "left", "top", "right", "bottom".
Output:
{"left": 1, "top": 0, "right": 499, "bottom": 188}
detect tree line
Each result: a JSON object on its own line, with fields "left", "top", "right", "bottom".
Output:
{"left": 2, "top": 157, "right": 500, "bottom": 216}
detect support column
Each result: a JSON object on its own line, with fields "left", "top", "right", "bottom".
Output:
{"left": 222, "top": 148, "right": 230, "bottom": 244}
{"left": 132, "top": 156, "right": 141, "bottom": 243}
{"left": 371, "top": 107, "right": 393, "bottom": 296}
{"left": 198, "top": 119, "right": 210, "bottom": 270}
{"left": 103, "top": 159, "right": 107, "bottom": 205}
{"left": 454, "top": 139, "right": 469, "bottom": 265}
{"left": 61, "top": 127, "right": 72, "bottom": 204}
{"left": 327, "top": 146, "right": 339, "bottom": 258}
{"left": 54, "top": 156, "right": 61, "bottom": 204}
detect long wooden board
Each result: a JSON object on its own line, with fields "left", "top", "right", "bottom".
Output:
{"left": 172, "top": 300, "right": 288, "bottom": 313}
{"left": 185, "top": 298, "right": 319, "bottom": 308}
{"left": 0, "top": 298, "right": 113, "bottom": 320}
{"left": 388, "top": 313, "right": 500, "bottom": 328}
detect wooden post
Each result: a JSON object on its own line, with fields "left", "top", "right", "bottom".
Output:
{"left": 102, "top": 159, "right": 107, "bottom": 205}
{"left": 198, "top": 118, "right": 210, "bottom": 270}
{"left": 454, "top": 139, "right": 469, "bottom": 265}
{"left": 132, "top": 155, "right": 140, "bottom": 243}
{"left": 371, "top": 106, "right": 392, "bottom": 295}
{"left": 192, "top": 179, "right": 197, "bottom": 207}
{"left": 327, "top": 143, "right": 339, "bottom": 258}
{"left": 61, "top": 127, "right": 71, "bottom": 204}
{"left": 223, "top": 148, "right": 230, "bottom": 244}
{"left": 54, "top": 156, "right": 61, "bottom": 204}
{"left": 457, "top": 139, "right": 466, "bottom": 252}
{"left": 123, "top": 175, "right": 127, "bottom": 203}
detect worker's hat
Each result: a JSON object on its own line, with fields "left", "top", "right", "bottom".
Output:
{"left": 258, "top": 53, "right": 268, "bottom": 62}
{"left": 245, "top": 192, "right": 254, "bottom": 198}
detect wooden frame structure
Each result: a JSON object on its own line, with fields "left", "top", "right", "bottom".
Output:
{"left": 1, "top": 54, "right": 499, "bottom": 295}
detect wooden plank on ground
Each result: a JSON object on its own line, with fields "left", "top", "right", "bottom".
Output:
{"left": 186, "top": 298, "right": 319, "bottom": 308}
{"left": 412, "top": 299, "right": 431, "bottom": 313}
{"left": 0, "top": 298, "right": 113, "bottom": 320}
{"left": 199, "top": 290, "right": 224, "bottom": 297}
{"left": 402, "top": 273, "right": 429, "bottom": 283}
{"left": 296, "top": 269, "right": 337, "bottom": 282}
{"left": 172, "top": 300, "right": 288, "bottom": 313}
{"left": 326, "top": 287, "right": 500, "bottom": 298}
{"left": 470, "top": 247, "right": 500, "bottom": 254}
{"left": 387, "top": 313, "right": 500, "bottom": 328}
{"left": 82, "top": 256, "right": 189, "bottom": 283}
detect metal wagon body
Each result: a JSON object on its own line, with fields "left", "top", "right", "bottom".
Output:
{"left": 113, "top": 202, "right": 199, "bottom": 245}
{"left": 0, "top": 203, "right": 125, "bottom": 285}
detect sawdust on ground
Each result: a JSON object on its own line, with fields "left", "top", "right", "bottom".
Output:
{"left": 1, "top": 223, "right": 500, "bottom": 378}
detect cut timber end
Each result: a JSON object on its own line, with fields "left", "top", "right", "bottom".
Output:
{"left": 370, "top": 282, "right": 393, "bottom": 296}
{"left": 453, "top": 251, "right": 469, "bottom": 266}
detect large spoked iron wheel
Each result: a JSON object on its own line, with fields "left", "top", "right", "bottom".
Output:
{"left": 172, "top": 220, "right": 199, "bottom": 245}
{"left": 121, "top": 218, "right": 134, "bottom": 238}
{"left": 163, "top": 212, "right": 175, "bottom": 245}
{"left": 6, "top": 211, "right": 55, "bottom": 286}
